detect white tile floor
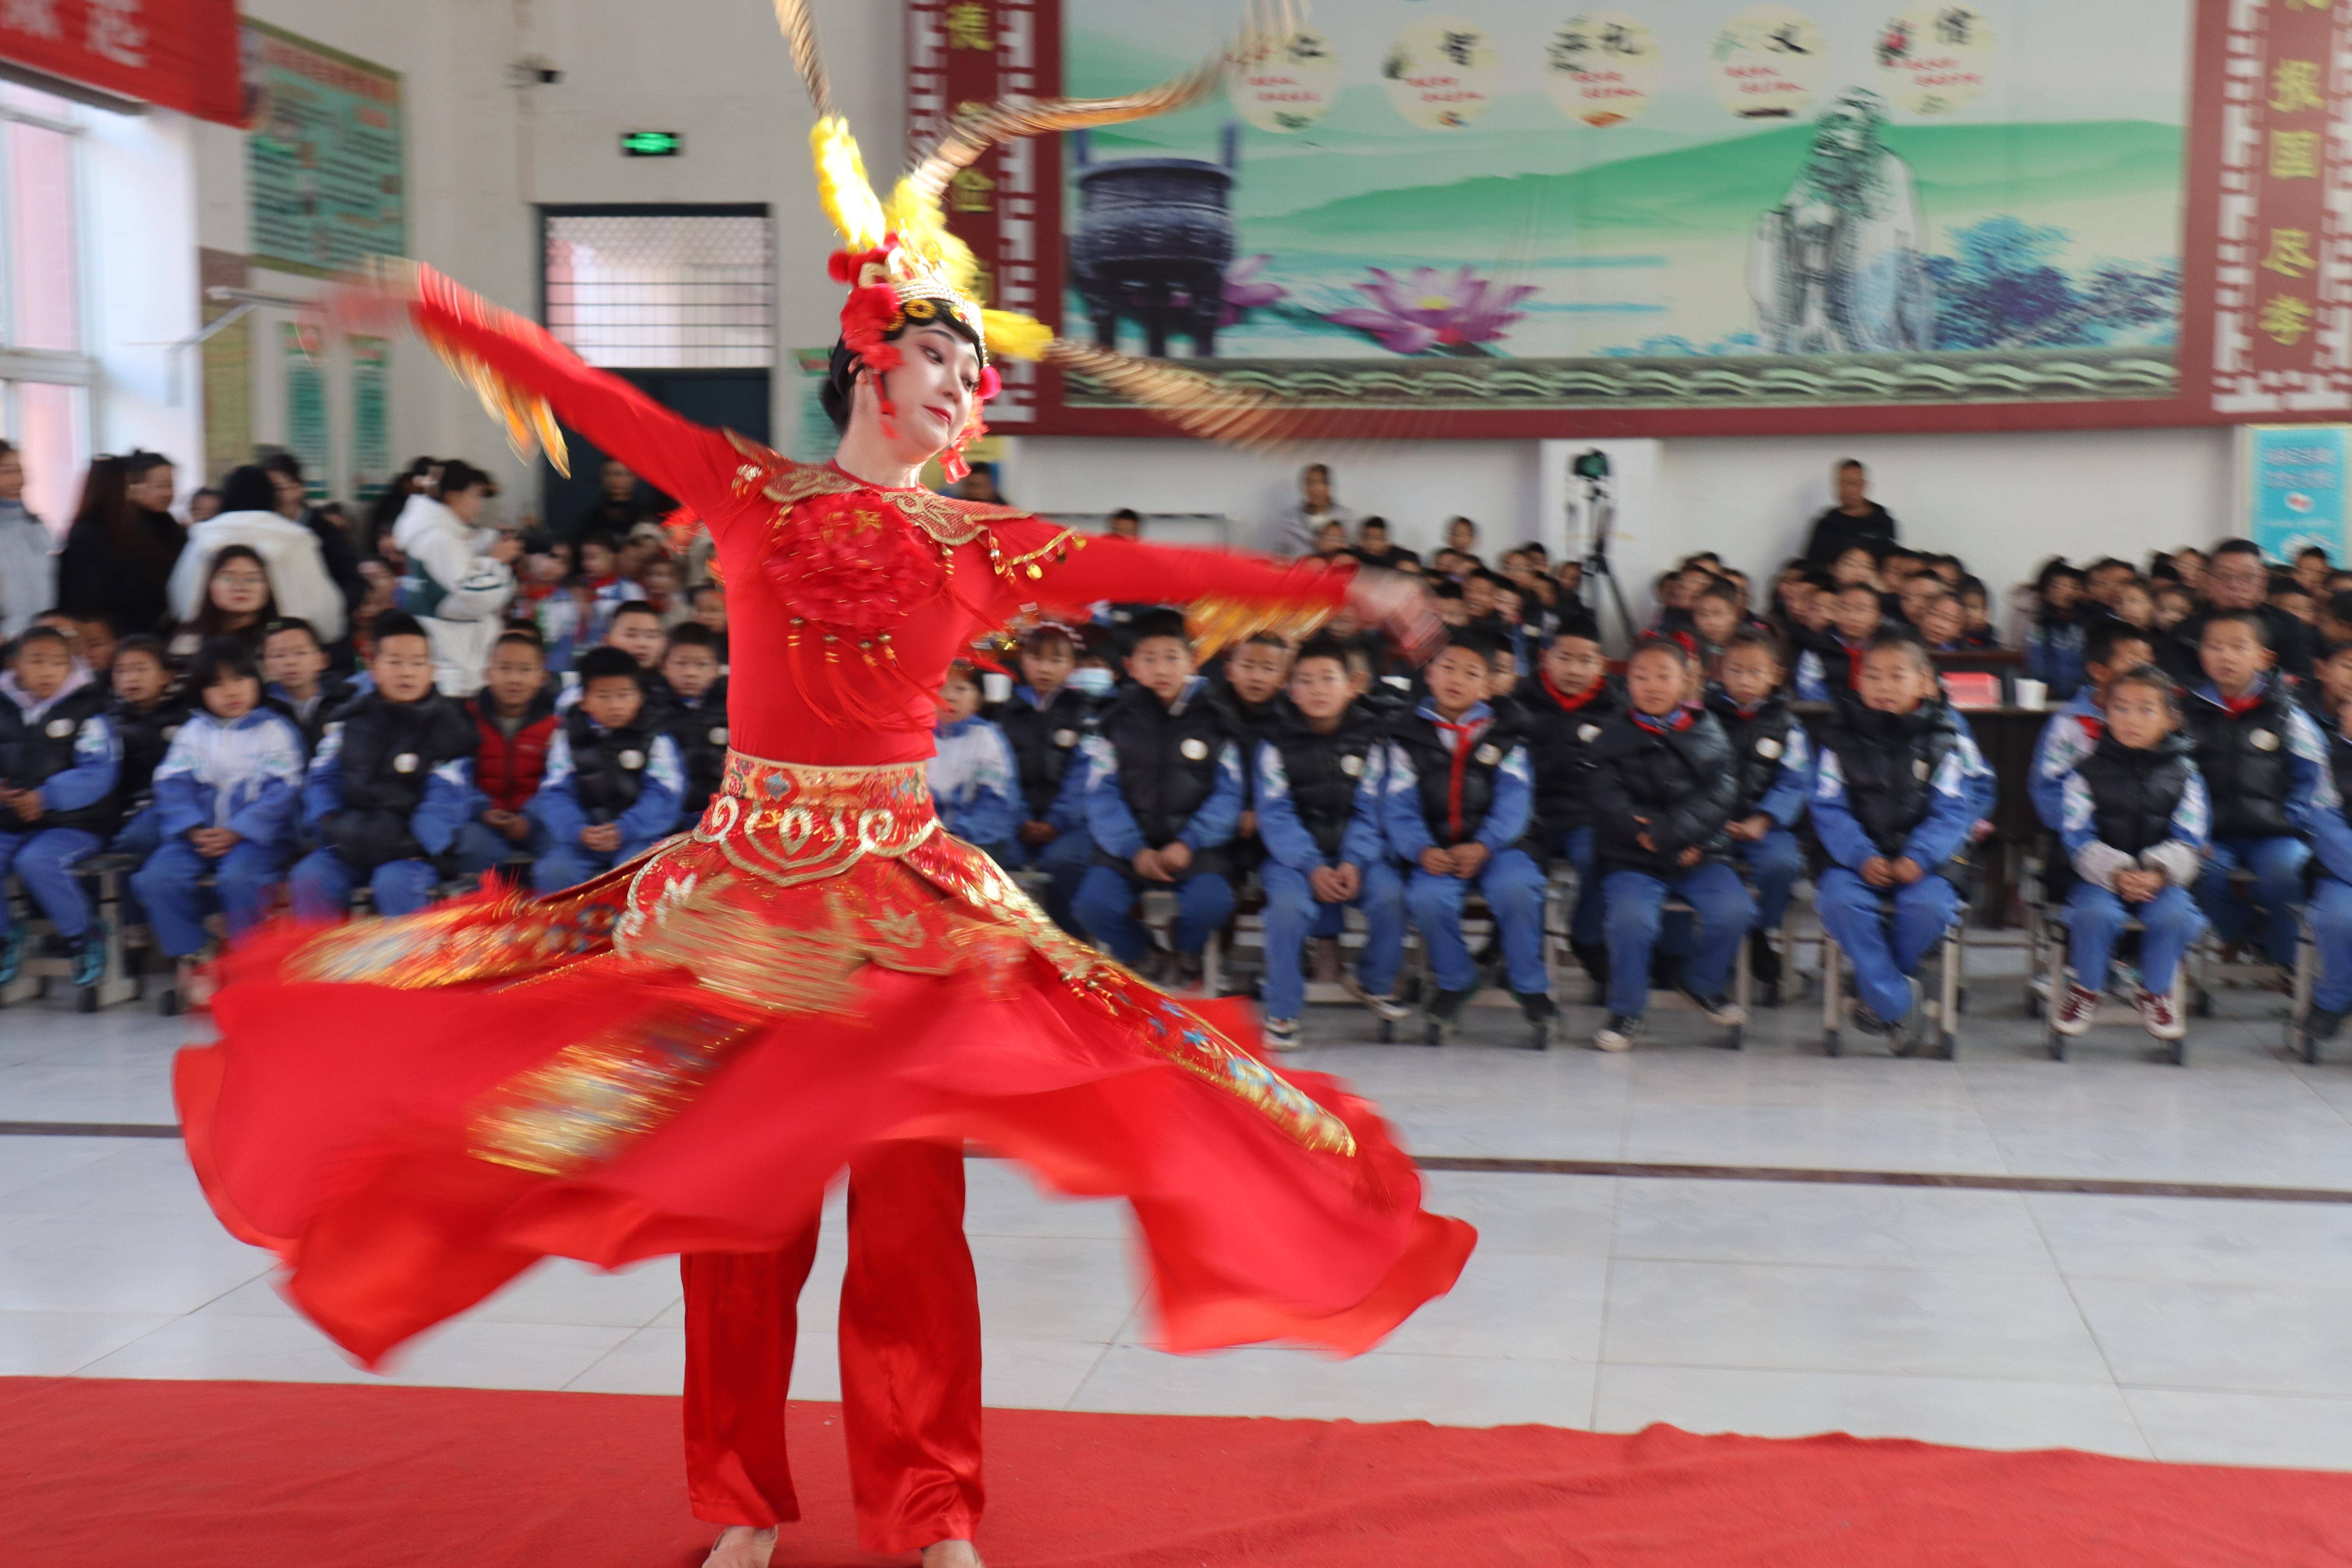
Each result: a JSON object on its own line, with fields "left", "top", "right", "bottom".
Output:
{"left": 7, "top": 974, "right": 2352, "bottom": 1471}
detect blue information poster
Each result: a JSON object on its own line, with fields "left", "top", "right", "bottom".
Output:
{"left": 2243, "top": 425, "right": 2351, "bottom": 565}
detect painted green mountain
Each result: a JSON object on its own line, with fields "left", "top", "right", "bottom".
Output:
{"left": 1248, "top": 119, "right": 2183, "bottom": 250}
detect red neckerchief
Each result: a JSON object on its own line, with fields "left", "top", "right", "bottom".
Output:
{"left": 1433, "top": 711, "right": 1491, "bottom": 842}
{"left": 1539, "top": 672, "right": 1606, "bottom": 712}
{"left": 1840, "top": 636, "right": 1867, "bottom": 689}
{"left": 2077, "top": 714, "right": 2105, "bottom": 742}
{"left": 1632, "top": 706, "right": 1695, "bottom": 735}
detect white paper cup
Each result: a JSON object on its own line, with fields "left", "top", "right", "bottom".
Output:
{"left": 982, "top": 672, "right": 1014, "bottom": 705}
{"left": 2013, "top": 678, "right": 2047, "bottom": 711}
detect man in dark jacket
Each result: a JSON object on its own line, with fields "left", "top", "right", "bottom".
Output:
{"left": 1586, "top": 637, "right": 1751, "bottom": 1051}
{"left": 2167, "top": 539, "right": 2316, "bottom": 683}
{"left": 1802, "top": 458, "right": 1898, "bottom": 565}
{"left": 288, "top": 612, "right": 480, "bottom": 919}
{"left": 1382, "top": 626, "right": 1552, "bottom": 1036}
{"left": 1811, "top": 631, "right": 1995, "bottom": 1046}
{"left": 1071, "top": 611, "right": 1243, "bottom": 987}
{"left": 1517, "top": 616, "right": 1619, "bottom": 984}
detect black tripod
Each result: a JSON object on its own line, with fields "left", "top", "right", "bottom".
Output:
{"left": 1573, "top": 468, "right": 1638, "bottom": 653}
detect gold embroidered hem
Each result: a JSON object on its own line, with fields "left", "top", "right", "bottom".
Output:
{"left": 279, "top": 751, "right": 1357, "bottom": 1178}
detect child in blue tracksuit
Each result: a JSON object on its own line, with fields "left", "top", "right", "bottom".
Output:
{"left": 131, "top": 639, "right": 307, "bottom": 1000}
{"left": 2050, "top": 665, "right": 2210, "bottom": 1043}
{"left": 931, "top": 661, "right": 1023, "bottom": 866}
{"left": 987, "top": 624, "right": 1098, "bottom": 933}
{"left": 529, "top": 645, "right": 684, "bottom": 892}
{"left": 2027, "top": 621, "right": 2159, "bottom": 833}
{"left": 2024, "top": 562, "right": 2090, "bottom": 702}
{"left": 290, "top": 612, "right": 481, "bottom": 920}
{"left": 2182, "top": 610, "right": 2332, "bottom": 969}
{"left": 1254, "top": 635, "right": 1408, "bottom": 1047}
{"left": 1073, "top": 611, "right": 1243, "bottom": 985}
{"left": 0, "top": 624, "right": 118, "bottom": 985}
{"left": 1812, "top": 632, "right": 1996, "bottom": 1047}
{"left": 1707, "top": 628, "right": 1812, "bottom": 1004}
{"left": 1791, "top": 581, "right": 1882, "bottom": 706}
{"left": 1383, "top": 626, "right": 1552, "bottom": 1036}
{"left": 2299, "top": 682, "right": 2352, "bottom": 1041}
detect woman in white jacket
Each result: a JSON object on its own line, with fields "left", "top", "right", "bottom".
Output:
{"left": 168, "top": 466, "right": 347, "bottom": 644}
{"left": 390, "top": 459, "right": 517, "bottom": 697}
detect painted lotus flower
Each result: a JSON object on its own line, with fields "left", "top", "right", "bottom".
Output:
{"left": 1327, "top": 266, "right": 1539, "bottom": 356}
{"left": 1220, "top": 254, "right": 1287, "bottom": 327}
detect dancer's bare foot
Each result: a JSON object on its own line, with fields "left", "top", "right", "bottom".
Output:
{"left": 702, "top": 1526, "right": 775, "bottom": 1568}
{"left": 921, "top": 1541, "right": 983, "bottom": 1568}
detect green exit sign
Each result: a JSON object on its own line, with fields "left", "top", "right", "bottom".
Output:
{"left": 621, "top": 131, "right": 682, "bottom": 157}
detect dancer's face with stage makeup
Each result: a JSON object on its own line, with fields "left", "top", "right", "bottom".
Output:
{"left": 849, "top": 321, "right": 982, "bottom": 473}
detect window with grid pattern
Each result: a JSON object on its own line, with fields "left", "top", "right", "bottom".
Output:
{"left": 543, "top": 212, "right": 775, "bottom": 370}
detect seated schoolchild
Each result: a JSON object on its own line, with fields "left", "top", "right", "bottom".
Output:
{"left": 2299, "top": 690, "right": 2352, "bottom": 1041}
{"left": 1586, "top": 637, "right": 1751, "bottom": 1052}
{"left": 2025, "top": 562, "right": 2090, "bottom": 701}
{"left": 0, "top": 624, "right": 118, "bottom": 985}
{"left": 987, "top": 623, "right": 1097, "bottom": 931}
{"left": 1811, "top": 632, "right": 1995, "bottom": 1048}
{"left": 655, "top": 622, "right": 730, "bottom": 831}
{"left": 1706, "top": 628, "right": 1811, "bottom": 1005}
{"left": 1382, "top": 626, "right": 1553, "bottom": 1038}
{"left": 103, "top": 633, "right": 187, "bottom": 862}
{"left": 2029, "top": 621, "right": 2158, "bottom": 832}
{"left": 2185, "top": 609, "right": 2330, "bottom": 969}
{"left": 2050, "top": 664, "right": 2209, "bottom": 1042}
{"left": 261, "top": 616, "right": 366, "bottom": 756}
{"left": 456, "top": 630, "right": 558, "bottom": 876}
{"left": 1686, "top": 579, "right": 1744, "bottom": 679}
{"left": 2305, "top": 638, "right": 2352, "bottom": 728}
{"left": 1517, "top": 617, "right": 1620, "bottom": 989}
{"left": 131, "top": 639, "right": 307, "bottom": 1005}
{"left": 1793, "top": 580, "right": 1883, "bottom": 705}
{"left": 930, "top": 660, "right": 1022, "bottom": 866}
{"left": 1254, "top": 635, "right": 1409, "bottom": 1047}
{"left": 288, "top": 612, "right": 481, "bottom": 920}
{"left": 1218, "top": 632, "right": 1294, "bottom": 857}
{"left": 1073, "top": 610, "right": 1242, "bottom": 988}
{"left": 528, "top": 645, "right": 684, "bottom": 893}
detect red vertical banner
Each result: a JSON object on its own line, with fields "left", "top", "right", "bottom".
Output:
{"left": 907, "top": 0, "right": 1052, "bottom": 426}
{"left": 2212, "top": 0, "right": 2352, "bottom": 414}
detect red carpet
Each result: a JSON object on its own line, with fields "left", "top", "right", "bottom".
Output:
{"left": 4, "top": 1376, "right": 2347, "bottom": 1566}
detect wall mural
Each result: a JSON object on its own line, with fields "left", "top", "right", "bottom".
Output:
{"left": 907, "top": 0, "right": 2347, "bottom": 436}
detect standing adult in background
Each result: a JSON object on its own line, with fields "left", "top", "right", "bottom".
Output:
{"left": 572, "top": 457, "right": 657, "bottom": 543}
{"left": 1804, "top": 457, "right": 1899, "bottom": 565}
{"left": 392, "top": 458, "right": 518, "bottom": 697}
{"left": 0, "top": 440, "right": 54, "bottom": 640}
{"left": 170, "top": 466, "right": 348, "bottom": 644}
{"left": 1266, "top": 462, "right": 1355, "bottom": 557}
{"left": 58, "top": 453, "right": 184, "bottom": 637}
{"left": 2167, "top": 538, "right": 2317, "bottom": 683}
{"left": 261, "top": 453, "right": 368, "bottom": 627}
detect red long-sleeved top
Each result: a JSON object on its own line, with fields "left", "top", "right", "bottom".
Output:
{"left": 408, "top": 268, "right": 1349, "bottom": 767}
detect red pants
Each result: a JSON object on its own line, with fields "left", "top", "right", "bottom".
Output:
{"left": 682, "top": 1141, "right": 984, "bottom": 1554}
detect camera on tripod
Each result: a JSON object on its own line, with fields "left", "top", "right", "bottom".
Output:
{"left": 1571, "top": 448, "right": 1612, "bottom": 483}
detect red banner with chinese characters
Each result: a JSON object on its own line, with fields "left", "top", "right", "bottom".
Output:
{"left": 907, "top": 0, "right": 1055, "bottom": 428}
{"left": 0, "top": 0, "right": 245, "bottom": 127}
{"left": 2210, "top": 0, "right": 2352, "bottom": 414}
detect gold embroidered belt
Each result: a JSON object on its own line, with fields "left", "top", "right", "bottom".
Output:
{"left": 692, "top": 751, "right": 940, "bottom": 888}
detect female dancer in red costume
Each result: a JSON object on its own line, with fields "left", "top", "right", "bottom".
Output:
{"left": 175, "top": 111, "right": 1475, "bottom": 1568}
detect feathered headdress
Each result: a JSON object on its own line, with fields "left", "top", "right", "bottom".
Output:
{"left": 780, "top": 0, "right": 1298, "bottom": 479}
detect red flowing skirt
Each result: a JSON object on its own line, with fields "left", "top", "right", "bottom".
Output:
{"left": 177, "top": 756, "right": 1474, "bottom": 1367}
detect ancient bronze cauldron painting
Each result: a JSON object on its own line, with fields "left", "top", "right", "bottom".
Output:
{"left": 1067, "top": 122, "right": 1240, "bottom": 358}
